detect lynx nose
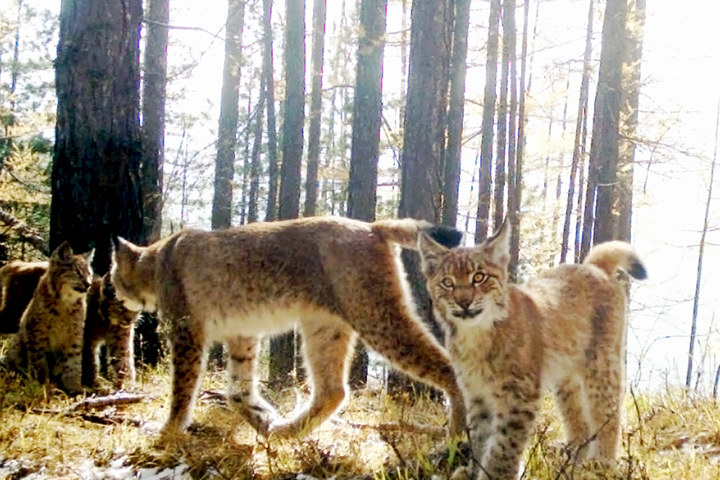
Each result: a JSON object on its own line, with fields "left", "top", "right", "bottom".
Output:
{"left": 455, "top": 297, "right": 472, "bottom": 310}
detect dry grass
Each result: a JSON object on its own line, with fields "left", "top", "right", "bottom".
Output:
{"left": 2, "top": 358, "right": 720, "bottom": 479}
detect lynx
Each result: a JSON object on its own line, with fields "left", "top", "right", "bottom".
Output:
{"left": 418, "top": 222, "right": 646, "bottom": 480}
{"left": 0, "top": 260, "right": 139, "bottom": 389}
{"left": 82, "top": 272, "right": 140, "bottom": 388}
{"left": 3, "top": 242, "right": 94, "bottom": 393}
{"left": 110, "top": 216, "right": 467, "bottom": 438}
{"left": 0, "top": 260, "right": 47, "bottom": 334}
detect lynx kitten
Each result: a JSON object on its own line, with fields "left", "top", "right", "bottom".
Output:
{"left": 3, "top": 242, "right": 94, "bottom": 393}
{"left": 418, "top": 222, "right": 646, "bottom": 480}
{"left": 110, "top": 216, "right": 467, "bottom": 438}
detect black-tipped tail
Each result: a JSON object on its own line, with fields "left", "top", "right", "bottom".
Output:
{"left": 629, "top": 260, "right": 647, "bottom": 280}
{"left": 425, "top": 225, "right": 463, "bottom": 249}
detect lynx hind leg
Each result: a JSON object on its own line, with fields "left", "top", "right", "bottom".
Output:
{"left": 341, "top": 283, "right": 466, "bottom": 436}
{"left": 270, "top": 317, "right": 355, "bottom": 438}
{"left": 554, "top": 376, "right": 593, "bottom": 460}
{"left": 107, "top": 325, "right": 136, "bottom": 388}
{"left": 584, "top": 360, "right": 624, "bottom": 462}
{"left": 226, "top": 335, "right": 279, "bottom": 434}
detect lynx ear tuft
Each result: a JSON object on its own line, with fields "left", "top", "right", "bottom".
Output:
{"left": 483, "top": 218, "right": 511, "bottom": 267}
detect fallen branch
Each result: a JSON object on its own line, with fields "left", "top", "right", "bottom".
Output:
{"left": 332, "top": 418, "right": 446, "bottom": 437}
{"left": 67, "top": 392, "right": 147, "bottom": 412}
{"left": 0, "top": 206, "right": 49, "bottom": 255}
{"left": 26, "top": 393, "right": 147, "bottom": 416}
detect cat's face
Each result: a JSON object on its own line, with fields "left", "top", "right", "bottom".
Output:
{"left": 50, "top": 241, "right": 94, "bottom": 298}
{"left": 419, "top": 222, "right": 510, "bottom": 328}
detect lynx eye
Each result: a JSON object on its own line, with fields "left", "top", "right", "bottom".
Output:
{"left": 440, "top": 277, "right": 455, "bottom": 289}
{"left": 472, "top": 272, "right": 488, "bottom": 285}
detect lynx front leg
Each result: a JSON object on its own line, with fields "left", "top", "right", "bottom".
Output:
{"left": 270, "top": 318, "right": 355, "bottom": 438}
{"left": 226, "top": 335, "right": 279, "bottom": 434}
{"left": 477, "top": 395, "right": 537, "bottom": 480}
{"left": 107, "top": 325, "right": 136, "bottom": 388}
{"left": 162, "top": 320, "right": 207, "bottom": 437}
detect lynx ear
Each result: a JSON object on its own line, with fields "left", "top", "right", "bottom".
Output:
{"left": 113, "top": 236, "right": 141, "bottom": 266}
{"left": 52, "top": 241, "right": 74, "bottom": 262}
{"left": 418, "top": 232, "right": 448, "bottom": 278}
{"left": 82, "top": 248, "right": 95, "bottom": 264}
{"left": 482, "top": 219, "right": 511, "bottom": 267}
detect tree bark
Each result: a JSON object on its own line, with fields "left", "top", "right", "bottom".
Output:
{"left": 263, "top": 0, "right": 279, "bottom": 222}
{"left": 141, "top": 0, "right": 169, "bottom": 242}
{"left": 52, "top": 0, "right": 145, "bottom": 276}
{"left": 475, "top": 0, "right": 501, "bottom": 243}
{"left": 561, "top": 0, "right": 595, "bottom": 263}
{"left": 346, "top": 0, "right": 388, "bottom": 388}
{"left": 581, "top": 0, "right": 627, "bottom": 258}
{"left": 277, "top": 0, "right": 306, "bottom": 221}
{"left": 271, "top": 0, "right": 306, "bottom": 387}
{"left": 303, "top": 0, "right": 327, "bottom": 217}
{"left": 392, "top": 0, "right": 452, "bottom": 392}
{"left": 617, "top": 0, "right": 646, "bottom": 242}
{"left": 503, "top": 0, "right": 519, "bottom": 280}
{"left": 212, "top": 0, "right": 245, "bottom": 230}
{"left": 442, "top": 0, "right": 471, "bottom": 227}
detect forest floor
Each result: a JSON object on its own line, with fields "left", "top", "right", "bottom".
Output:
{"left": 1, "top": 360, "right": 720, "bottom": 480}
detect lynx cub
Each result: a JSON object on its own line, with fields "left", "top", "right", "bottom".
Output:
{"left": 418, "top": 222, "right": 646, "bottom": 480}
{"left": 3, "top": 242, "right": 94, "bottom": 393}
{"left": 82, "top": 273, "right": 140, "bottom": 388}
{"left": 111, "top": 216, "right": 467, "bottom": 438}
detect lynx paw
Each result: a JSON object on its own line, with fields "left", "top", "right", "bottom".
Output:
{"left": 450, "top": 465, "right": 474, "bottom": 480}
{"left": 230, "top": 394, "right": 280, "bottom": 435}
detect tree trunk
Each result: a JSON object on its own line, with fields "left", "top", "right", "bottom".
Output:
{"left": 212, "top": 0, "right": 245, "bottom": 230}
{"left": 475, "top": 0, "right": 501, "bottom": 243}
{"left": 303, "top": 0, "right": 327, "bottom": 217}
{"left": 687, "top": 99, "right": 719, "bottom": 388}
{"left": 442, "top": 0, "right": 471, "bottom": 227}
{"left": 581, "top": 0, "right": 627, "bottom": 258}
{"left": 52, "top": 0, "right": 145, "bottom": 276}
{"left": 347, "top": 0, "right": 388, "bottom": 388}
{"left": 271, "top": 0, "right": 306, "bottom": 387}
{"left": 617, "top": 0, "right": 646, "bottom": 241}
{"left": 277, "top": 0, "right": 306, "bottom": 221}
{"left": 392, "top": 0, "right": 452, "bottom": 392}
{"left": 248, "top": 92, "right": 265, "bottom": 224}
{"left": 263, "top": 0, "right": 279, "bottom": 222}
{"left": 493, "top": 1, "right": 510, "bottom": 231}
{"left": 503, "top": 0, "right": 519, "bottom": 280}
{"left": 514, "top": 0, "right": 531, "bottom": 269}
{"left": 141, "top": 0, "right": 169, "bottom": 242}
{"left": 561, "top": 0, "right": 595, "bottom": 263}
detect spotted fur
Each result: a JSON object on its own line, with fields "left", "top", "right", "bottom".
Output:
{"left": 3, "top": 242, "right": 94, "bottom": 393}
{"left": 419, "top": 222, "right": 646, "bottom": 480}
{"left": 110, "top": 216, "right": 467, "bottom": 438}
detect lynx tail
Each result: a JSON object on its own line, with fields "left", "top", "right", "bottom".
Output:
{"left": 583, "top": 241, "right": 647, "bottom": 280}
{"left": 371, "top": 219, "right": 463, "bottom": 250}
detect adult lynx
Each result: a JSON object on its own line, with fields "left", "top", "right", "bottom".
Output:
{"left": 418, "top": 222, "right": 646, "bottom": 480}
{"left": 110, "top": 216, "right": 467, "bottom": 438}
